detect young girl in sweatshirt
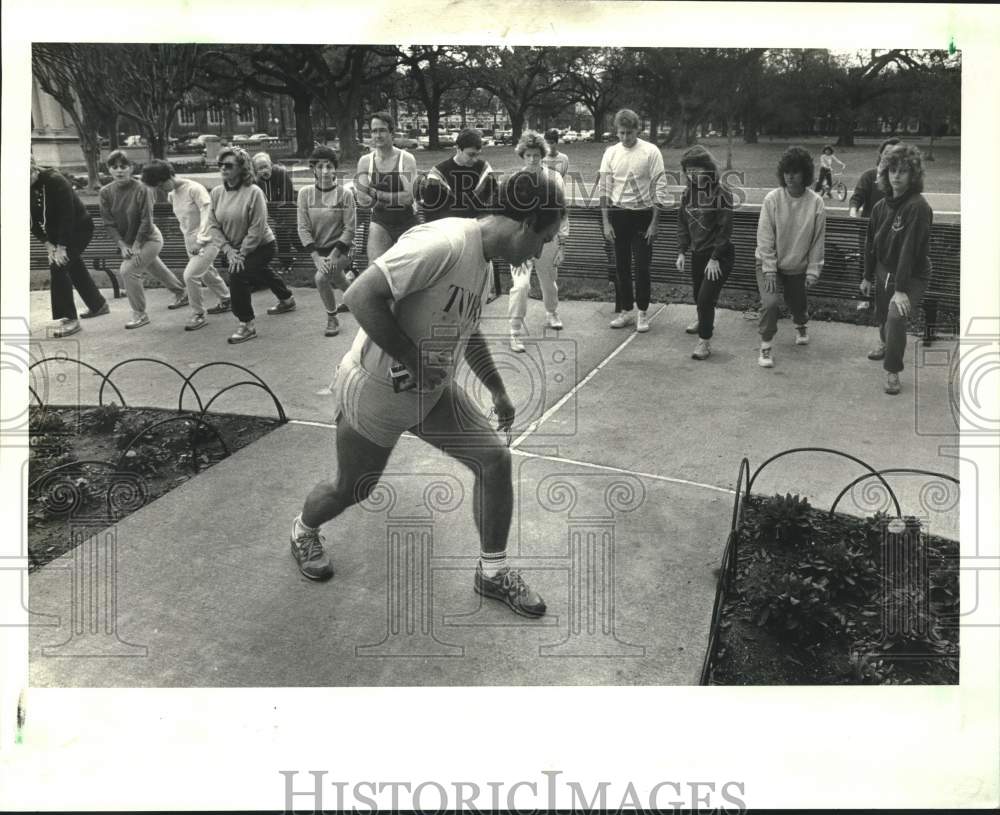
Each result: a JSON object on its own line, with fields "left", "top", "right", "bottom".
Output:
{"left": 754, "top": 146, "right": 826, "bottom": 368}
{"left": 207, "top": 147, "right": 296, "bottom": 344}
{"left": 860, "top": 144, "right": 934, "bottom": 395}
{"left": 98, "top": 150, "right": 186, "bottom": 329}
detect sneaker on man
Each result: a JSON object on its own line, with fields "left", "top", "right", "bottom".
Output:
{"left": 546, "top": 311, "right": 563, "bottom": 330}
{"left": 184, "top": 313, "right": 207, "bottom": 331}
{"left": 794, "top": 324, "right": 809, "bottom": 345}
{"left": 510, "top": 333, "right": 526, "bottom": 353}
{"left": 692, "top": 338, "right": 711, "bottom": 360}
{"left": 290, "top": 519, "right": 334, "bottom": 581}
{"left": 227, "top": 322, "right": 257, "bottom": 344}
{"left": 758, "top": 344, "right": 774, "bottom": 368}
{"left": 267, "top": 296, "right": 296, "bottom": 315}
{"left": 325, "top": 313, "right": 340, "bottom": 337}
{"left": 206, "top": 298, "right": 231, "bottom": 315}
{"left": 53, "top": 319, "right": 81, "bottom": 338}
{"left": 685, "top": 320, "right": 700, "bottom": 335}
{"left": 867, "top": 343, "right": 886, "bottom": 361}
{"left": 884, "top": 372, "right": 901, "bottom": 395}
{"left": 168, "top": 292, "right": 190, "bottom": 310}
{"left": 125, "top": 313, "right": 150, "bottom": 330}
{"left": 474, "top": 565, "right": 546, "bottom": 617}
{"left": 80, "top": 302, "right": 110, "bottom": 319}
{"left": 335, "top": 303, "right": 350, "bottom": 314}
{"left": 636, "top": 310, "right": 650, "bottom": 333}
{"left": 609, "top": 311, "right": 635, "bottom": 329}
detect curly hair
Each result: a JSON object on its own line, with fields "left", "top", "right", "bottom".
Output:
{"left": 613, "top": 108, "right": 640, "bottom": 130}
{"left": 516, "top": 130, "right": 547, "bottom": 160}
{"left": 308, "top": 145, "right": 338, "bottom": 172}
{"left": 371, "top": 110, "right": 395, "bottom": 133}
{"left": 776, "top": 146, "right": 815, "bottom": 188}
{"left": 140, "top": 158, "right": 175, "bottom": 187}
{"left": 218, "top": 146, "right": 255, "bottom": 188}
{"left": 877, "top": 143, "right": 925, "bottom": 196}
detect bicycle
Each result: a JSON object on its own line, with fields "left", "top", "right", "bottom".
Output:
{"left": 818, "top": 169, "right": 848, "bottom": 201}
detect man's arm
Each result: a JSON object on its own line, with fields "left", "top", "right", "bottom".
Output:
{"left": 463, "top": 328, "right": 508, "bottom": 400}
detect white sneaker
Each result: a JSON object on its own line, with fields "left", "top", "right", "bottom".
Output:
{"left": 609, "top": 311, "right": 635, "bottom": 329}
{"left": 758, "top": 344, "right": 774, "bottom": 368}
{"left": 794, "top": 325, "right": 810, "bottom": 345}
{"left": 692, "top": 338, "right": 711, "bottom": 360}
{"left": 636, "top": 310, "right": 650, "bottom": 333}
{"left": 685, "top": 320, "right": 700, "bottom": 335}
{"left": 546, "top": 311, "right": 563, "bottom": 330}
{"left": 510, "top": 334, "right": 526, "bottom": 353}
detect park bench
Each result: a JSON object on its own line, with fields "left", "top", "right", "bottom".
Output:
{"left": 30, "top": 203, "right": 958, "bottom": 336}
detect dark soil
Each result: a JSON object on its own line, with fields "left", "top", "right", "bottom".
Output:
{"left": 707, "top": 496, "right": 960, "bottom": 685}
{"left": 27, "top": 405, "right": 280, "bottom": 571}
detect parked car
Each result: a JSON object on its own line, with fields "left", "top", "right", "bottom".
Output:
{"left": 249, "top": 133, "right": 277, "bottom": 142}
{"left": 124, "top": 135, "right": 145, "bottom": 147}
{"left": 231, "top": 134, "right": 250, "bottom": 143}
{"left": 393, "top": 135, "right": 419, "bottom": 149}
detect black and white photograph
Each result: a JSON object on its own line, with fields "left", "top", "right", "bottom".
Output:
{"left": 1, "top": 1, "right": 997, "bottom": 812}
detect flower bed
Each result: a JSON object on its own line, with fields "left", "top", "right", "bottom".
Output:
{"left": 27, "top": 405, "right": 279, "bottom": 571}
{"left": 706, "top": 492, "right": 959, "bottom": 685}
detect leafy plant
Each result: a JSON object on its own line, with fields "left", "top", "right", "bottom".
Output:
{"left": 88, "top": 403, "right": 123, "bottom": 433}
{"left": 29, "top": 409, "right": 67, "bottom": 435}
{"left": 755, "top": 493, "right": 813, "bottom": 546}
{"left": 742, "top": 561, "right": 841, "bottom": 643}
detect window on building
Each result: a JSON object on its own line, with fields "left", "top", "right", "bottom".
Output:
{"left": 177, "top": 107, "right": 196, "bottom": 126}
{"left": 236, "top": 105, "right": 255, "bottom": 126}
{"left": 207, "top": 107, "right": 224, "bottom": 126}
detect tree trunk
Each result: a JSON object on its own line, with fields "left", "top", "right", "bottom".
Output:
{"left": 835, "top": 115, "right": 856, "bottom": 147}
{"left": 427, "top": 105, "right": 441, "bottom": 150}
{"left": 648, "top": 109, "right": 660, "bottom": 143}
{"left": 926, "top": 130, "right": 936, "bottom": 161}
{"left": 509, "top": 110, "right": 525, "bottom": 142}
{"left": 336, "top": 108, "right": 360, "bottom": 162}
{"left": 148, "top": 129, "right": 167, "bottom": 160}
{"left": 726, "top": 113, "right": 735, "bottom": 171}
{"left": 292, "top": 91, "right": 314, "bottom": 155}
{"left": 669, "top": 108, "right": 688, "bottom": 148}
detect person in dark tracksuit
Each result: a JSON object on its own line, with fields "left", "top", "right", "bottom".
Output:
{"left": 252, "top": 151, "right": 297, "bottom": 272}
{"left": 861, "top": 143, "right": 934, "bottom": 396}
{"left": 30, "top": 156, "right": 109, "bottom": 337}
{"left": 675, "top": 145, "right": 734, "bottom": 361}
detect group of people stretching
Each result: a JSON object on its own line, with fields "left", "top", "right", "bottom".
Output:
{"left": 30, "top": 111, "right": 934, "bottom": 616}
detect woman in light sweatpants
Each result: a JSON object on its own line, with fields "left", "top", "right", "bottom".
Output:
{"left": 508, "top": 131, "right": 567, "bottom": 352}
{"left": 140, "top": 159, "right": 231, "bottom": 331}
{"left": 98, "top": 150, "right": 186, "bottom": 329}
{"left": 754, "top": 146, "right": 826, "bottom": 369}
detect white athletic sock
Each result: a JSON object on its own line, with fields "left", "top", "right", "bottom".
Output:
{"left": 294, "top": 514, "right": 318, "bottom": 537}
{"left": 479, "top": 551, "right": 507, "bottom": 577}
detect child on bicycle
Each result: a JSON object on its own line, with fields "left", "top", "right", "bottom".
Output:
{"left": 814, "top": 145, "right": 846, "bottom": 197}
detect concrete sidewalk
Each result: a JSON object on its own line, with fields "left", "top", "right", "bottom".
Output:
{"left": 26, "top": 289, "right": 960, "bottom": 686}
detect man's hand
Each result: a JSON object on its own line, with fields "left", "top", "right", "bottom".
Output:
{"left": 602, "top": 221, "right": 615, "bottom": 242}
{"left": 890, "top": 290, "right": 911, "bottom": 319}
{"left": 805, "top": 273, "right": 819, "bottom": 288}
{"left": 52, "top": 246, "right": 70, "bottom": 267}
{"left": 849, "top": 206, "right": 859, "bottom": 218}
{"left": 644, "top": 221, "right": 658, "bottom": 244}
{"left": 859, "top": 279, "right": 873, "bottom": 297}
{"left": 705, "top": 258, "right": 722, "bottom": 281}
{"left": 554, "top": 244, "right": 565, "bottom": 269}
{"left": 675, "top": 253, "right": 685, "bottom": 272}
{"left": 45, "top": 242, "right": 57, "bottom": 265}
{"left": 312, "top": 253, "right": 327, "bottom": 274}
{"left": 492, "top": 390, "right": 515, "bottom": 433}
{"left": 227, "top": 248, "right": 244, "bottom": 274}
{"left": 763, "top": 272, "right": 777, "bottom": 294}
{"left": 118, "top": 241, "right": 132, "bottom": 259}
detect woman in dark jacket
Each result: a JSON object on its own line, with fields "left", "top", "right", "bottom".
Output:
{"left": 675, "top": 145, "right": 734, "bottom": 360}
{"left": 30, "top": 156, "right": 109, "bottom": 337}
{"left": 861, "top": 143, "right": 933, "bottom": 395}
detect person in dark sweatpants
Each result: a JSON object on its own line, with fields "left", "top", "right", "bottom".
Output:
{"left": 675, "top": 145, "right": 734, "bottom": 361}
{"left": 208, "top": 147, "right": 295, "bottom": 344}
{"left": 30, "top": 157, "right": 109, "bottom": 337}
{"left": 861, "top": 143, "right": 934, "bottom": 396}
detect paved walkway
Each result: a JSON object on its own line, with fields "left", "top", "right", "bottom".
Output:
{"left": 26, "top": 288, "right": 960, "bottom": 686}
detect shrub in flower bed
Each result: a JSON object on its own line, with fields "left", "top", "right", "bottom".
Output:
{"left": 708, "top": 494, "right": 959, "bottom": 685}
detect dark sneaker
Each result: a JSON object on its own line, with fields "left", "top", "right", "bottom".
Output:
{"left": 324, "top": 313, "right": 340, "bottom": 337}
{"left": 290, "top": 520, "right": 334, "bottom": 581}
{"left": 168, "top": 292, "right": 190, "bottom": 310}
{"left": 185, "top": 313, "right": 207, "bottom": 331}
{"left": 267, "top": 297, "right": 296, "bottom": 315}
{"left": 80, "top": 302, "right": 110, "bottom": 319}
{"left": 207, "top": 298, "right": 231, "bottom": 315}
{"left": 474, "top": 565, "right": 546, "bottom": 617}
{"left": 335, "top": 303, "right": 350, "bottom": 314}
{"left": 53, "top": 320, "right": 81, "bottom": 338}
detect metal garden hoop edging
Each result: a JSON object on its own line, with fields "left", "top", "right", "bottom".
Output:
{"left": 829, "top": 469, "right": 960, "bottom": 517}
{"left": 747, "top": 447, "right": 902, "bottom": 519}
{"left": 178, "top": 362, "right": 287, "bottom": 423}
{"left": 115, "top": 415, "right": 230, "bottom": 473}
{"left": 99, "top": 358, "right": 202, "bottom": 412}
{"left": 29, "top": 356, "right": 127, "bottom": 408}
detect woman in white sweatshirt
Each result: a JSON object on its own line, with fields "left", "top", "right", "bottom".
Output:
{"left": 754, "top": 146, "right": 826, "bottom": 368}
